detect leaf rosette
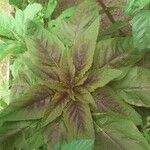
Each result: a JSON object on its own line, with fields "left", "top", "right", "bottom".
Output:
{"left": 0, "top": 0, "right": 149, "bottom": 149}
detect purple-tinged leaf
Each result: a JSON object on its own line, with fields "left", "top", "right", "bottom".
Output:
{"left": 44, "top": 120, "right": 67, "bottom": 150}
{"left": 59, "top": 48, "right": 75, "bottom": 87}
{"left": 52, "top": 0, "right": 100, "bottom": 46}
{"left": 82, "top": 69, "right": 121, "bottom": 92}
{"left": 0, "top": 85, "right": 53, "bottom": 122}
{"left": 26, "top": 28, "right": 65, "bottom": 68}
{"left": 63, "top": 101, "right": 94, "bottom": 140}
{"left": 72, "top": 15, "right": 100, "bottom": 80}
{"left": 92, "top": 87, "right": 142, "bottom": 125}
{"left": 74, "top": 87, "right": 96, "bottom": 107}
{"left": 93, "top": 37, "right": 144, "bottom": 69}
{"left": 42, "top": 92, "right": 69, "bottom": 126}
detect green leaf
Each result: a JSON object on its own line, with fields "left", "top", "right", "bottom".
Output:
{"left": 92, "top": 87, "right": 142, "bottom": 125}
{"left": 0, "top": 84, "right": 53, "bottom": 122}
{"left": 132, "top": 10, "right": 150, "bottom": 50}
{"left": 0, "top": 12, "right": 15, "bottom": 39}
{"left": 0, "top": 41, "right": 25, "bottom": 61}
{"left": 9, "top": 0, "right": 28, "bottom": 9}
{"left": 0, "top": 121, "right": 30, "bottom": 141}
{"left": 23, "top": 124, "right": 44, "bottom": 150}
{"left": 94, "top": 37, "right": 144, "bottom": 69}
{"left": 54, "top": 139, "right": 94, "bottom": 150}
{"left": 0, "top": 3, "right": 42, "bottom": 39}
{"left": 15, "top": 3, "right": 42, "bottom": 37}
{"left": 48, "top": 6, "right": 77, "bottom": 30}
{"left": 0, "top": 121, "right": 30, "bottom": 150}
{"left": 103, "top": 21, "right": 126, "bottom": 35}
{"left": 63, "top": 101, "right": 95, "bottom": 140}
{"left": 113, "top": 67, "right": 150, "bottom": 107}
{"left": 23, "top": 3, "right": 42, "bottom": 21}
{"left": 10, "top": 54, "right": 40, "bottom": 99}
{"left": 94, "top": 113, "right": 150, "bottom": 150}
{"left": 44, "top": 0, "right": 57, "bottom": 19}
{"left": 82, "top": 69, "right": 122, "bottom": 92}
{"left": 125, "top": 0, "right": 150, "bottom": 15}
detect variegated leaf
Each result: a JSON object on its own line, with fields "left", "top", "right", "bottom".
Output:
{"left": 0, "top": 85, "right": 53, "bottom": 122}
{"left": 92, "top": 87, "right": 142, "bottom": 125}
{"left": 26, "top": 28, "right": 65, "bottom": 68}
{"left": 52, "top": 0, "right": 100, "bottom": 46}
{"left": 44, "top": 120, "right": 67, "bottom": 150}
{"left": 59, "top": 48, "right": 75, "bottom": 87}
{"left": 74, "top": 87, "right": 96, "bottom": 107}
{"left": 42, "top": 92, "right": 69, "bottom": 126}
{"left": 63, "top": 101, "right": 94, "bottom": 140}
{"left": 93, "top": 37, "right": 144, "bottom": 69}
{"left": 82, "top": 69, "right": 121, "bottom": 92}
{"left": 72, "top": 15, "right": 100, "bottom": 80}
{"left": 24, "top": 57, "right": 60, "bottom": 82}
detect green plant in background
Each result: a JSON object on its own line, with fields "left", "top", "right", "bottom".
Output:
{"left": 0, "top": 0, "right": 150, "bottom": 150}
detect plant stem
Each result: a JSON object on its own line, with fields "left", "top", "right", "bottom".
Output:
{"left": 97, "top": 0, "right": 125, "bottom": 36}
{"left": 97, "top": 0, "right": 116, "bottom": 24}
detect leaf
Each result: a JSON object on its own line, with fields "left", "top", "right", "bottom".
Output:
{"left": 58, "top": 47, "right": 75, "bottom": 87}
{"left": 92, "top": 87, "right": 142, "bottom": 125}
{"left": 9, "top": 0, "right": 28, "bottom": 9}
{"left": 25, "top": 28, "right": 64, "bottom": 68}
{"left": 44, "top": 0, "right": 58, "bottom": 19}
{"left": 0, "top": 41, "right": 26, "bottom": 61}
{"left": 82, "top": 69, "right": 122, "bottom": 92}
{"left": 52, "top": 0, "right": 100, "bottom": 48}
{"left": 23, "top": 3, "right": 42, "bottom": 21}
{"left": 137, "top": 52, "right": 150, "bottom": 68}
{"left": 74, "top": 87, "right": 96, "bottom": 107}
{"left": 0, "top": 84, "right": 53, "bottom": 122}
{"left": 10, "top": 54, "right": 40, "bottom": 99}
{"left": 23, "top": 125, "right": 44, "bottom": 150}
{"left": 54, "top": 139, "right": 94, "bottom": 150}
{"left": 72, "top": 15, "right": 99, "bottom": 80}
{"left": 44, "top": 120, "right": 67, "bottom": 150}
{"left": 0, "top": 12, "right": 15, "bottom": 39}
{"left": 94, "top": 113, "right": 150, "bottom": 150}
{"left": 0, "top": 121, "right": 30, "bottom": 142}
{"left": 15, "top": 3, "right": 42, "bottom": 37}
{"left": 93, "top": 37, "right": 144, "bottom": 69}
{"left": 48, "top": 6, "right": 77, "bottom": 30}
{"left": 113, "top": 67, "right": 150, "bottom": 107}
{"left": 24, "top": 28, "right": 65, "bottom": 86}
{"left": 42, "top": 92, "right": 69, "bottom": 126}
{"left": 132, "top": 10, "right": 150, "bottom": 50}
{"left": 103, "top": 21, "right": 126, "bottom": 35}
{"left": 125, "top": 0, "right": 150, "bottom": 15}
{"left": 63, "top": 101, "right": 95, "bottom": 140}
{"left": 0, "top": 121, "right": 30, "bottom": 150}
